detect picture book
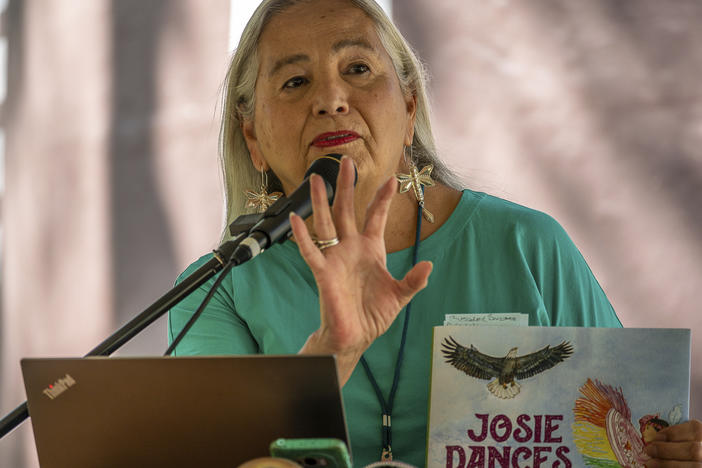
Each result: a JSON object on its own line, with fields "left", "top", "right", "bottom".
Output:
{"left": 426, "top": 326, "right": 691, "bottom": 468}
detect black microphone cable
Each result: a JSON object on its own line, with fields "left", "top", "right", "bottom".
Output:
{"left": 164, "top": 254, "right": 237, "bottom": 356}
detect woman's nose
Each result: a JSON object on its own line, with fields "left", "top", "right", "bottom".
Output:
{"left": 312, "top": 77, "right": 349, "bottom": 116}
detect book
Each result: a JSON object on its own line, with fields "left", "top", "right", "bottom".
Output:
{"left": 426, "top": 326, "right": 691, "bottom": 468}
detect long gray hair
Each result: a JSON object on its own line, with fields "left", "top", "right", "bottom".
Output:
{"left": 219, "top": 0, "right": 462, "bottom": 239}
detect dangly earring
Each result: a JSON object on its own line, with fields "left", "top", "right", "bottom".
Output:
{"left": 244, "top": 167, "right": 283, "bottom": 213}
{"left": 395, "top": 145, "right": 436, "bottom": 223}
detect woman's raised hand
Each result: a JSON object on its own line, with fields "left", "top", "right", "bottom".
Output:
{"left": 292, "top": 156, "right": 432, "bottom": 386}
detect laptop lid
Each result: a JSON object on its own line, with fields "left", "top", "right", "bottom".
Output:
{"left": 21, "top": 355, "right": 349, "bottom": 468}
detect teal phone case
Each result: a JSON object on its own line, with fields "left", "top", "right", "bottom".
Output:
{"left": 270, "top": 438, "right": 352, "bottom": 468}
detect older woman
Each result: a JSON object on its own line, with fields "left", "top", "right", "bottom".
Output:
{"left": 168, "top": 0, "right": 701, "bottom": 466}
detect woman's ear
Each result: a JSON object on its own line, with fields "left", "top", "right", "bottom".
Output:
{"left": 241, "top": 118, "right": 269, "bottom": 171}
{"left": 404, "top": 94, "right": 417, "bottom": 146}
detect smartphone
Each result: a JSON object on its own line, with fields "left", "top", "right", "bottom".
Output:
{"left": 270, "top": 438, "right": 352, "bottom": 468}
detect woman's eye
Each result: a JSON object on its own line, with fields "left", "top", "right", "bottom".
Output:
{"left": 347, "top": 63, "right": 370, "bottom": 75}
{"left": 283, "top": 76, "right": 307, "bottom": 89}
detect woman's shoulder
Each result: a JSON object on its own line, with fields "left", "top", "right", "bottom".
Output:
{"left": 175, "top": 253, "right": 216, "bottom": 284}
{"left": 464, "top": 189, "right": 568, "bottom": 240}
{"left": 422, "top": 189, "right": 573, "bottom": 258}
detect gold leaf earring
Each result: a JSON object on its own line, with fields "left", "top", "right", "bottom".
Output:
{"left": 244, "top": 168, "right": 283, "bottom": 213}
{"left": 395, "top": 146, "right": 436, "bottom": 223}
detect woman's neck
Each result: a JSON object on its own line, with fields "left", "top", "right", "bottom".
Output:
{"left": 383, "top": 184, "right": 462, "bottom": 253}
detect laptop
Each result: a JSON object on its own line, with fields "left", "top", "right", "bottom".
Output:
{"left": 21, "top": 355, "right": 349, "bottom": 468}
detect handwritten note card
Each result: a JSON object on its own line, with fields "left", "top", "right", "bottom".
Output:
{"left": 443, "top": 313, "right": 528, "bottom": 327}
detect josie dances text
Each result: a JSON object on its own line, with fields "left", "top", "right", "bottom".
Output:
{"left": 445, "top": 413, "right": 572, "bottom": 468}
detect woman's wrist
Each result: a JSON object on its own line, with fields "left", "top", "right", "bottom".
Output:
{"left": 299, "top": 329, "right": 366, "bottom": 387}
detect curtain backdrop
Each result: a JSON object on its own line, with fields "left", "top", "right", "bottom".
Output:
{"left": 1, "top": 1, "right": 700, "bottom": 466}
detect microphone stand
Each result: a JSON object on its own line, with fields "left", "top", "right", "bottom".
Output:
{"left": 0, "top": 214, "right": 262, "bottom": 439}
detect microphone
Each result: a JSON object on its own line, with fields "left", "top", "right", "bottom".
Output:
{"left": 229, "top": 153, "right": 355, "bottom": 265}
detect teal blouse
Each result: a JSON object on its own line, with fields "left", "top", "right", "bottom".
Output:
{"left": 168, "top": 190, "right": 621, "bottom": 467}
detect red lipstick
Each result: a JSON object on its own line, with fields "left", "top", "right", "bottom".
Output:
{"left": 311, "top": 131, "right": 359, "bottom": 148}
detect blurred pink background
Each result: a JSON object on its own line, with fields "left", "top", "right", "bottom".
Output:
{"left": 1, "top": 1, "right": 700, "bottom": 466}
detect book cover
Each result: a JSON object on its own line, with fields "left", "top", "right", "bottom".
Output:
{"left": 426, "top": 326, "right": 691, "bottom": 468}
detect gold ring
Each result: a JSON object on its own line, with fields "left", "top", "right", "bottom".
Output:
{"left": 314, "top": 237, "right": 340, "bottom": 251}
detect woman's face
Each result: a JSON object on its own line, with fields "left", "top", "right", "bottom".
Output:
{"left": 242, "top": 0, "right": 416, "bottom": 201}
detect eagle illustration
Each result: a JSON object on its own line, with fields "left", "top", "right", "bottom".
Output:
{"left": 441, "top": 337, "right": 574, "bottom": 399}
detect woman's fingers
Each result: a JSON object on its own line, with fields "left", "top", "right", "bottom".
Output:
{"left": 363, "top": 176, "right": 397, "bottom": 240}
{"left": 396, "top": 260, "right": 433, "bottom": 304}
{"left": 645, "top": 420, "right": 702, "bottom": 464}
{"left": 333, "top": 156, "right": 358, "bottom": 238}
{"left": 644, "top": 459, "right": 700, "bottom": 468}
{"left": 290, "top": 212, "right": 325, "bottom": 270}
{"left": 654, "top": 421, "right": 702, "bottom": 444}
{"left": 645, "top": 442, "right": 702, "bottom": 468}
{"left": 310, "top": 174, "right": 337, "bottom": 243}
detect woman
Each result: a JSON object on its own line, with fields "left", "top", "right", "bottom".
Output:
{"left": 168, "top": 0, "right": 702, "bottom": 466}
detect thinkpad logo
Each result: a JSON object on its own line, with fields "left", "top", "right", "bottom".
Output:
{"left": 42, "top": 374, "right": 76, "bottom": 400}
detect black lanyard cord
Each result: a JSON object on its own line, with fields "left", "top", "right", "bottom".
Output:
{"left": 359, "top": 199, "right": 424, "bottom": 461}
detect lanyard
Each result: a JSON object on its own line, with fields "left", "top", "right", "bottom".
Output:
{"left": 359, "top": 200, "right": 424, "bottom": 462}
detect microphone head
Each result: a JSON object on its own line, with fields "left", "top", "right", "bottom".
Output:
{"left": 304, "top": 154, "right": 358, "bottom": 201}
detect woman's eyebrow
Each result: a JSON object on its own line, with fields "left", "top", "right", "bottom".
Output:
{"left": 268, "top": 53, "right": 309, "bottom": 77}
{"left": 332, "top": 38, "right": 375, "bottom": 53}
